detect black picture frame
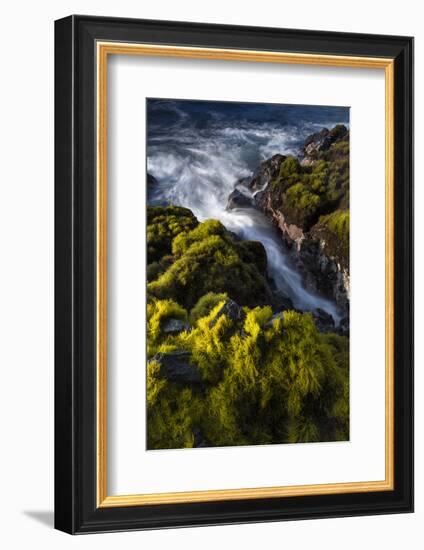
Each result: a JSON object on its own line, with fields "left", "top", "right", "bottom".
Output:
{"left": 55, "top": 14, "right": 414, "bottom": 534}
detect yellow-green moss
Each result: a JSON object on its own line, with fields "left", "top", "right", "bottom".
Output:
{"left": 311, "top": 209, "right": 350, "bottom": 268}
{"left": 147, "top": 215, "right": 269, "bottom": 309}
{"left": 147, "top": 302, "right": 349, "bottom": 449}
{"left": 147, "top": 205, "right": 198, "bottom": 264}
{"left": 267, "top": 131, "right": 349, "bottom": 230}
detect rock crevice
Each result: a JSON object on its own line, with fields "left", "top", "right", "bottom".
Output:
{"left": 232, "top": 124, "right": 350, "bottom": 317}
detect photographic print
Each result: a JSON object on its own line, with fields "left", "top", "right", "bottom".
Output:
{"left": 55, "top": 18, "right": 413, "bottom": 532}
{"left": 146, "top": 98, "right": 350, "bottom": 450}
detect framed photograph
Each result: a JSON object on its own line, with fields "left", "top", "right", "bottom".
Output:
{"left": 54, "top": 15, "right": 414, "bottom": 534}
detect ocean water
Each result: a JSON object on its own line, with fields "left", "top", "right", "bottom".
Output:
{"left": 146, "top": 99, "right": 349, "bottom": 321}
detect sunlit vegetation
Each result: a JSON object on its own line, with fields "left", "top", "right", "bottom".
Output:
{"left": 147, "top": 298, "right": 349, "bottom": 449}
{"left": 269, "top": 153, "right": 349, "bottom": 228}
{"left": 146, "top": 205, "right": 349, "bottom": 449}
{"left": 147, "top": 214, "right": 270, "bottom": 310}
{"left": 145, "top": 124, "right": 350, "bottom": 450}
{"left": 147, "top": 205, "right": 198, "bottom": 263}
{"left": 266, "top": 126, "right": 349, "bottom": 267}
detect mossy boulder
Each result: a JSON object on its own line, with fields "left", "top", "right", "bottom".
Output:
{"left": 147, "top": 210, "right": 271, "bottom": 310}
{"left": 147, "top": 205, "right": 198, "bottom": 264}
{"left": 150, "top": 350, "right": 203, "bottom": 387}
{"left": 303, "top": 124, "right": 349, "bottom": 158}
{"left": 249, "top": 125, "right": 349, "bottom": 230}
{"left": 258, "top": 146, "right": 348, "bottom": 231}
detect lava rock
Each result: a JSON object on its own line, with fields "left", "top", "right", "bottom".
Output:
{"left": 338, "top": 315, "right": 350, "bottom": 336}
{"left": 246, "top": 154, "right": 286, "bottom": 192}
{"left": 303, "top": 125, "right": 348, "bottom": 157}
{"left": 161, "top": 318, "right": 190, "bottom": 335}
{"left": 151, "top": 350, "right": 203, "bottom": 386}
{"left": 226, "top": 188, "right": 253, "bottom": 210}
{"left": 312, "top": 308, "right": 335, "bottom": 333}
{"left": 234, "top": 124, "right": 350, "bottom": 317}
{"left": 270, "top": 290, "right": 294, "bottom": 313}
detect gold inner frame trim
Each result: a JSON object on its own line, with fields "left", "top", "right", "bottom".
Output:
{"left": 96, "top": 42, "right": 395, "bottom": 508}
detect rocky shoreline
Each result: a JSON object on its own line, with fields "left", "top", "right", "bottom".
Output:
{"left": 145, "top": 102, "right": 351, "bottom": 450}
{"left": 227, "top": 124, "right": 350, "bottom": 326}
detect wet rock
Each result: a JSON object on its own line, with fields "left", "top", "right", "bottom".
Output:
{"left": 270, "top": 290, "right": 294, "bottom": 313}
{"left": 295, "top": 238, "right": 349, "bottom": 317}
{"left": 338, "top": 315, "right": 350, "bottom": 336}
{"left": 312, "top": 308, "right": 335, "bottom": 333}
{"left": 161, "top": 318, "right": 190, "bottom": 335}
{"left": 235, "top": 175, "right": 254, "bottom": 189}
{"left": 245, "top": 154, "right": 287, "bottom": 192}
{"left": 246, "top": 124, "right": 350, "bottom": 313}
{"left": 226, "top": 188, "right": 253, "bottom": 210}
{"left": 151, "top": 351, "right": 203, "bottom": 386}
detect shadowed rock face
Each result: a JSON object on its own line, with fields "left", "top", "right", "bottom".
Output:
{"left": 245, "top": 154, "right": 287, "bottom": 192}
{"left": 147, "top": 210, "right": 273, "bottom": 310}
{"left": 231, "top": 125, "right": 350, "bottom": 319}
{"left": 312, "top": 308, "right": 336, "bottom": 333}
{"left": 269, "top": 291, "right": 294, "bottom": 313}
{"left": 151, "top": 351, "right": 203, "bottom": 386}
{"left": 161, "top": 318, "right": 190, "bottom": 335}
{"left": 226, "top": 188, "right": 254, "bottom": 210}
{"left": 302, "top": 125, "right": 349, "bottom": 158}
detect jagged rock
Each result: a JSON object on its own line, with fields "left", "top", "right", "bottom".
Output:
{"left": 310, "top": 218, "right": 349, "bottom": 272}
{"left": 240, "top": 154, "right": 286, "bottom": 192}
{"left": 303, "top": 128, "right": 333, "bottom": 156}
{"left": 235, "top": 175, "right": 254, "bottom": 189}
{"left": 161, "top": 318, "right": 190, "bottom": 335}
{"left": 303, "top": 124, "right": 348, "bottom": 158}
{"left": 151, "top": 351, "right": 203, "bottom": 386}
{"left": 338, "top": 315, "right": 350, "bottom": 336}
{"left": 210, "top": 299, "right": 245, "bottom": 327}
{"left": 294, "top": 238, "right": 350, "bottom": 316}
{"left": 312, "top": 308, "right": 335, "bottom": 333}
{"left": 246, "top": 125, "right": 350, "bottom": 316}
{"left": 270, "top": 290, "right": 294, "bottom": 313}
{"left": 226, "top": 188, "right": 253, "bottom": 210}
